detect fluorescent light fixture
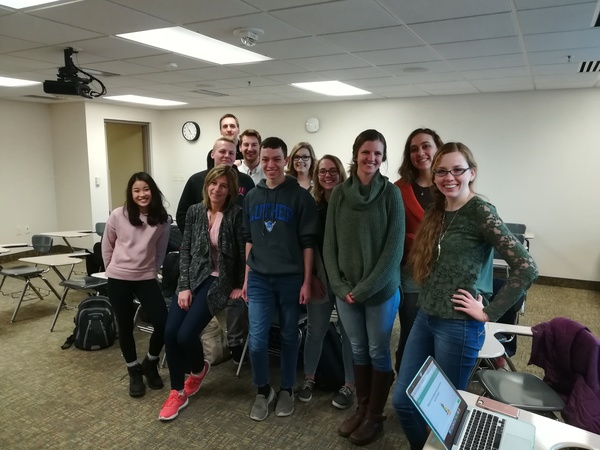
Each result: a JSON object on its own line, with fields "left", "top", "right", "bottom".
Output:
{"left": 104, "top": 95, "right": 186, "bottom": 106}
{"left": 0, "top": 0, "right": 59, "bottom": 8}
{"left": 291, "top": 81, "right": 371, "bottom": 96}
{"left": 0, "top": 76, "right": 41, "bottom": 87}
{"left": 117, "top": 27, "right": 271, "bottom": 65}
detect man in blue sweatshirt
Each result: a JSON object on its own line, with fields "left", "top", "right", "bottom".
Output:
{"left": 242, "top": 136, "right": 319, "bottom": 421}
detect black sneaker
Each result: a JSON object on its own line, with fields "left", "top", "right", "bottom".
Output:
{"left": 332, "top": 386, "right": 353, "bottom": 410}
{"left": 141, "top": 356, "right": 164, "bottom": 390}
{"left": 297, "top": 378, "right": 315, "bottom": 403}
{"left": 231, "top": 345, "right": 244, "bottom": 365}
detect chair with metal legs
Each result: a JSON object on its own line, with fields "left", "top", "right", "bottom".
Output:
{"left": 0, "top": 235, "right": 62, "bottom": 322}
{"left": 50, "top": 276, "right": 108, "bottom": 331}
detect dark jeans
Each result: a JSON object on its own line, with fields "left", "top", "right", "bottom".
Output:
{"left": 107, "top": 278, "right": 168, "bottom": 364}
{"left": 164, "top": 277, "right": 216, "bottom": 391}
{"left": 395, "top": 291, "right": 419, "bottom": 372}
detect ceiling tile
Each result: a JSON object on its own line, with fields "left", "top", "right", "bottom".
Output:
{"left": 255, "top": 37, "right": 343, "bottom": 59}
{"left": 121, "top": 54, "right": 212, "bottom": 71}
{"left": 355, "top": 46, "right": 441, "bottom": 66}
{"left": 8, "top": 47, "right": 109, "bottom": 65}
{"left": 0, "top": 36, "right": 44, "bottom": 53}
{"left": 433, "top": 37, "right": 522, "bottom": 60}
{"left": 514, "top": 0, "right": 593, "bottom": 11}
{"left": 528, "top": 48, "right": 600, "bottom": 65}
{"left": 461, "top": 66, "right": 531, "bottom": 79}
{"left": 29, "top": 0, "right": 172, "bottom": 35}
{"left": 408, "top": 13, "right": 517, "bottom": 44}
{"left": 378, "top": 0, "right": 512, "bottom": 24}
{"left": 470, "top": 77, "right": 534, "bottom": 92}
{"left": 413, "top": 81, "right": 480, "bottom": 95}
{"left": 83, "top": 60, "right": 159, "bottom": 76}
{"left": 315, "top": 66, "right": 391, "bottom": 81}
{"left": 288, "top": 54, "right": 370, "bottom": 71}
{"left": 0, "top": 13, "right": 100, "bottom": 45}
{"left": 68, "top": 37, "right": 167, "bottom": 60}
{"left": 186, "top": 12, "right": 308, "bottom": 45}
{"left": 270, "top": 0, "right": 398, "bottom": 35}
{"left": 381, "top": 60, "right": 455, "bottom": 75}
{"left": 524, "top": 29, "right": 600, "bottom": 52}
{"left": 319, "top": 26, "right": 422, "bottom": 53}
{"left": 531, "top": 63, "right": 584, "bottom": 75}
{"left": 448, "top": 54, "right": 527, "bottom": 71}
{"left": 534, "top": 73, "right": 599, "bottom": 88}
{"left": 232, "top": 60, "right": 309, "bottom": 77}
{"left": 517, "top": 3, "right": 597, "bottom": 34}
{"left": 243, "top": 0, "right": 336, "bottom": 11}
{"left": 111, "top": 0, "right": 258, "bottom": 24}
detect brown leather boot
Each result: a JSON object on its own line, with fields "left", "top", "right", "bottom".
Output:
{"left": 338, "top": 364, "right": 371, "bottom": 437}
{"left": 349, "top": 368, "right": 394, "bottom": 446}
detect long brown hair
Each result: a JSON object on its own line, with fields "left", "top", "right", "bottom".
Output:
{"left": 397, "top": 128, "right": 443, "bottom": 181}
{"left": 202, "top": 164, "right": 239, "bottom": 211}
{"left": 286, "top": 142, "right": 317, "bottom": 177}
{"left": 409, "top": 142, "right": 478, "bottom": 283}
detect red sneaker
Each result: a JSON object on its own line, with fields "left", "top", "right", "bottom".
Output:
{"left": 184, "top": 360, "right": 211, "bottom": 397}
{"left": 159, "top": 390, "right": 188, "bottom": 421}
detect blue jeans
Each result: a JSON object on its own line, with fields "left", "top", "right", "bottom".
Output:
{"left": 335, "top": 289, "right": 400, "bottom": 372}
{"left": 392, "top": 309, "right": 485, "bottom": 450}
{"left": 247, "top": 272, "right": 303, "bottom": 390}
{"left": 164, "top": 277, "right": 216, "bottom": 391}
{"left": 304, "top": 295, "right": 354, "bottom": 384}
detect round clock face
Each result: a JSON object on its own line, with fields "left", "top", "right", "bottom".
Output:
{"left": 182, "top": 121, "right": 200, "bottom": 141}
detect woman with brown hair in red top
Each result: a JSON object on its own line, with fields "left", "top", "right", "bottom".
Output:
{"left": 393, "top": 128, "right": 443, "bottom": 373}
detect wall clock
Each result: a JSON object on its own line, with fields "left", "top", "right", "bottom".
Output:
{"left": 182, "top": 121, "right": 200, "bottom": 141}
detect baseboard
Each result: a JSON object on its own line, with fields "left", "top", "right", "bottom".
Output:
{"left": 535, "top": 276, "right": 600, "bottom": 291}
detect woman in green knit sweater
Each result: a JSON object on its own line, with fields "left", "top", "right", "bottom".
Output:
{"left": 323, "top": 129, "right": 405, "bottom": 446}
{"left": 392, "top": 142, "right": 538, "bottom": 450}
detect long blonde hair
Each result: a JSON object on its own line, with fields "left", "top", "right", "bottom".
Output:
{"left": 409, "top": 142, "right": 477, "bottom": 283}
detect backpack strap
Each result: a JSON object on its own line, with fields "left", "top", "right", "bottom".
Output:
{"left": 61, "top": 334, "right": 75, "bottom": 350}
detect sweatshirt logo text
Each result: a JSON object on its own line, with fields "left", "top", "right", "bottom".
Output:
{"left": 248, "top": 203, "right": 294, "bottom": 224}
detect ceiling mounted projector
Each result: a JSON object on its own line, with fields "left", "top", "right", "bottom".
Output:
{"left": 43, "top": 48, "right": 106, "bottom": 99}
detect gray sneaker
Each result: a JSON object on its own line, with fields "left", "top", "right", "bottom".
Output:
{"left": 275, "top": 390, "right": 295, "bottom": 417}
{"left": 297, "top": 378, "right": 315, "bottom": 403}
{"left": 250, "top": 387, "right": 275, "bottom": 421}
{"left": 332, "top": 386, "right": 354, "bottom": 410}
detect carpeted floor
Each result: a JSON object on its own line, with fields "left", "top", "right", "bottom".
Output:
{"left": 1, "top": 259, "right": 599, "bottom": 449}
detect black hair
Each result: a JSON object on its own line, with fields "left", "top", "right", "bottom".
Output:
{"left": 260, "top": 136, "right": 288, "bottom": 158}
{"left": 124, "top": 172, "right": 169, "bottom": 226}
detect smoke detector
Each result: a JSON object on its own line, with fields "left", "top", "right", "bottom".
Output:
{"left": 234, "top": 28, "right": 264, "bottom": 47}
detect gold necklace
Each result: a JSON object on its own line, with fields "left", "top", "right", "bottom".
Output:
{"left": 436, "top": 210, "right": 460, "bottom": 261}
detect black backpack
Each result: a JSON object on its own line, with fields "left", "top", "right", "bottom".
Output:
{"left": 314, "top": 322, "right": 345, "bottom": 391}
{"left": 62, "top": 296, "right": 116, "bottom": 351}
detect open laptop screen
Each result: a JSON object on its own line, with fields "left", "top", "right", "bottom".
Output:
{"left": 406, "top": 356, "right": 469, "bottom": 449}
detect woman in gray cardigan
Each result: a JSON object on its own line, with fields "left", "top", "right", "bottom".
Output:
{"left": 159, "top": 165, "right": 245, "bottom": 421}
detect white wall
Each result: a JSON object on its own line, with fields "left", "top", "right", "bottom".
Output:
{"left": 152, "top": 89, "right": 600, "bottom": 282}
{"left": 2, "top": 89, "right": 599, "bottom": 282}
{"left": 0, "top": 100, "right": 58, "bottom": 243}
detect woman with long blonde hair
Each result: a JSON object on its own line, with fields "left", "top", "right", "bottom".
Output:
{"left": 286, "top": 142, "right": 317, "bottom": 190}
{"left": 391, "top": 142, "right": 538, "bottom": 450}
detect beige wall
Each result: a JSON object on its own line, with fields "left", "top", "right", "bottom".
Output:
{"left": 1, "top": 88, "right": 599, "bottom": 281}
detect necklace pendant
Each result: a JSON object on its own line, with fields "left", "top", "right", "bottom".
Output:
{"left": 436, "top": 242, "right": 441, "bottom": 261}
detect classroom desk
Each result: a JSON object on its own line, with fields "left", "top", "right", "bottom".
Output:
{"left": 423, "top": 390, "right": 600, "bottom": 450}
{"left": 39, "top": 231, "right": 93, "bottom": 252}
{"left": 0, "top": 248, "right": 9, "bottom": 254}
{"left": 18, "top": 255, "right": 82, "bottom": 287}
{"left": 0, "top": 243, "right": 29, "bottom": 254}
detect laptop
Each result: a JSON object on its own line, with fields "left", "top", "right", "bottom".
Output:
{"left": 406, "top": 356, "right": 535, "bottom": 450}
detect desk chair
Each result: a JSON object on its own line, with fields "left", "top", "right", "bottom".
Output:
{"left": 0, "top": 235, "right": 62, "bottom": 322}
{"left": 50, "top": 276, "right": 108, "bottom": 331}
{"left": 236, "top": 309, "right": 308, "bottom": 377}
{"left": 476, "top": 319, "right": 580, "bottom": 423}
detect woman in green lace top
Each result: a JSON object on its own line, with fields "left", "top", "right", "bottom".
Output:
{"left": 392, "top": 142, "right": 538, "bottom": 450}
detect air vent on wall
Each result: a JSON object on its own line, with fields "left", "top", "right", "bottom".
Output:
{"left": 579, "top": 61, "right": 600, "bottom": 72}
{"left": 193, "top": 89, "right": 228, "bottom": 97}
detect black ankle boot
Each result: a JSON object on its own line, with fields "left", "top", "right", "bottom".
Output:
{"left": 141, "top": 356, "right": 164, "bottom": 390}
{"left": 127, "top": 364, "right": 146, "bottom": 398}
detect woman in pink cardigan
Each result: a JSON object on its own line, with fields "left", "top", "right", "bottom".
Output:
{"left": 102, "top": 172, "right": 171, "bottom": 398}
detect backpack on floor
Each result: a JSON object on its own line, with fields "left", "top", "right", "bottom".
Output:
{"left": 314, "top": 322, "right": 345, "bottom": 391}
{"left": 62, "top": 295, "right": 116, "bottom": 351}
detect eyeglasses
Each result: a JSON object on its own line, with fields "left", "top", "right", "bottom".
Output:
{"left": 433, "top": 167, "right": 470, "bottom": 177}
{"left": 293, "top": 155, "right": 311, "bottom": 162}
{"left": 318, "top": 168, "right": 340, "bottom": 177}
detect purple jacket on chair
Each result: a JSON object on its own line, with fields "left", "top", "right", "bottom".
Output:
{"left": 529, "top": 317, "right": 600, "bottom": 434}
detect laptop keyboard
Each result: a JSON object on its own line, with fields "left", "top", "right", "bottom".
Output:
{"left": 459, "top": 409, "right": 506, "bottom": 450}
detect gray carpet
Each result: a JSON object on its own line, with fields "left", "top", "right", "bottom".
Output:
{"left": 1, "top": 259, "right": 598, "bottom": 449}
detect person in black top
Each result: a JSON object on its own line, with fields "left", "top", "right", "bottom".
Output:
{"left": 206, "top": 113, "right": 243, "bottom": 170}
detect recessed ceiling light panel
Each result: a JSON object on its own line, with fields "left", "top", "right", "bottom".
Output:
{"left": 0, "top": 0, "right": 60, "bottom": 8}
{"left": 0, "top": 76, "right": 41, "bottom": 87}
{"left": 291, "top": 81, "right": 371, "bottom": 96}
{"left": 105, "top": 95, "right": 186, "bottom": 106}
{"left": 117, "top": 27, "right": 271, "bottom": 65}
